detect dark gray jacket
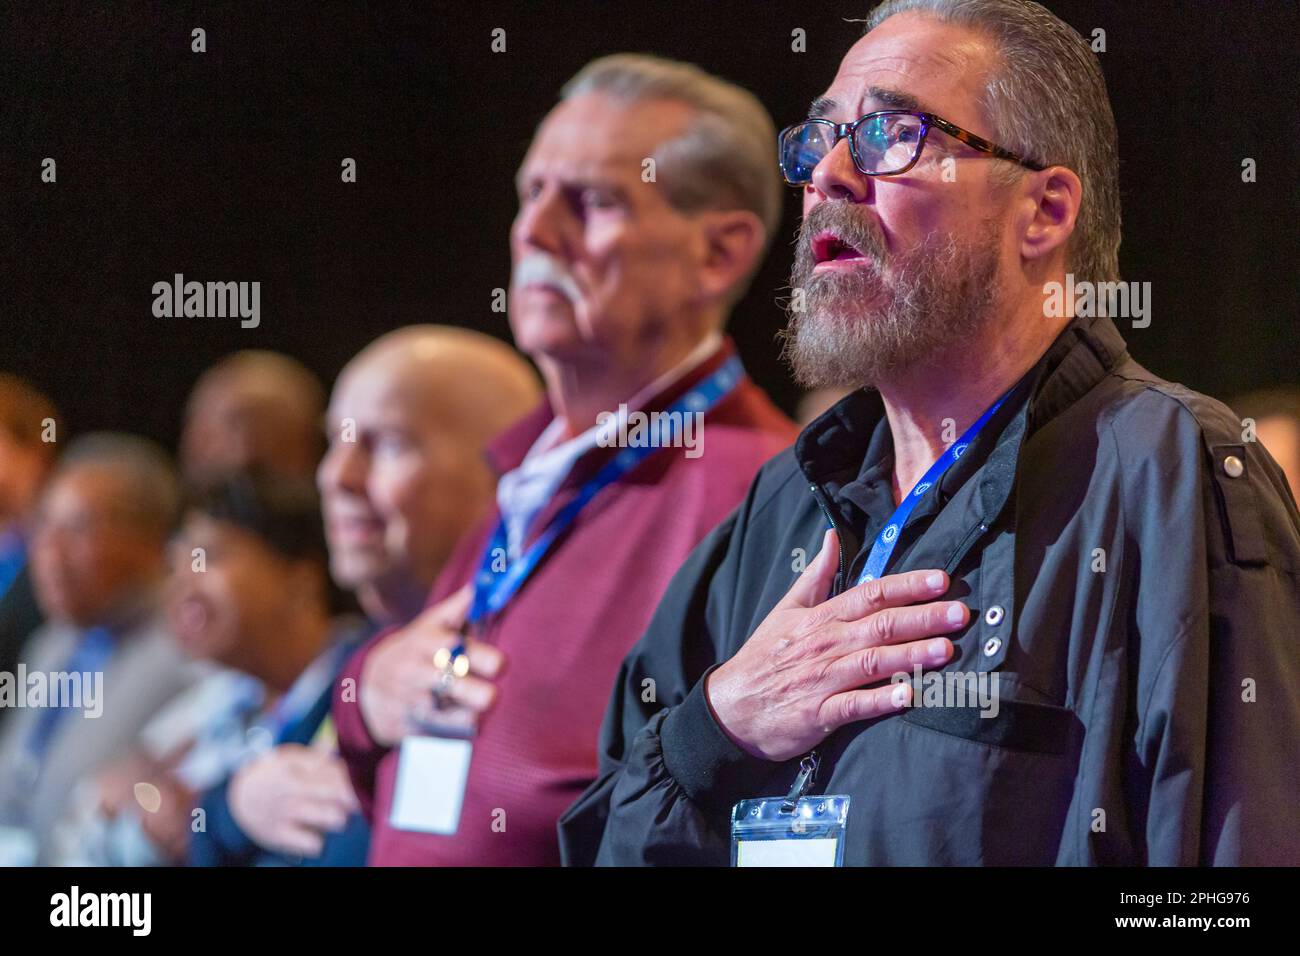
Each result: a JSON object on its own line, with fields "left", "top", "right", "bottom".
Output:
{"left": 559, "top": 313, "right": 1300, "bottom": 866}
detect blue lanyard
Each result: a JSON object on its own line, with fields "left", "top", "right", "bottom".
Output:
{"left": 856, "top": 392, "right": 1009, "bottom": 585}
{"left": 465, "top": 355, "right": 744, "bottom": 628}
{"left": 262, "top": 637, "right": 357, "bottom": 744}
{"left": 0, "top": 531, "right": 25, "bottom": 597}
{"left": 26, "top": 626, "right": 117, "bottom": 762}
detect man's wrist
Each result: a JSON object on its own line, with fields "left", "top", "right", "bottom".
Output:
{"left": 702, "top": 665, "right": 766, "bottom": 759}
{"left": 660, "top": 666, "right": 783, "bottom": 811}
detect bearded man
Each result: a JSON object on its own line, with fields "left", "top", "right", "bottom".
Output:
{"left": 559, "top": 0, "right": 1300, "bottom": 866}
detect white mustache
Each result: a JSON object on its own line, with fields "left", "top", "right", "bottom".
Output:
{"left": 511, "top": 254, "right": 582, "bottom": 304}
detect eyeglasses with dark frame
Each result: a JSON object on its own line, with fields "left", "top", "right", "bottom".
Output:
{"left": 778, "top": 109, "right": 1046, "bottom": 185}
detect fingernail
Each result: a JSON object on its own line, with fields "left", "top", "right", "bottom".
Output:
{"left": 890, "top": 683, "right": 911, "bottom": 708}
{"left": 927, "top": 639, "right": 949, "bottom": 664}
{"left": 946, "top": 603, "right": 966, "bottom": 626}
{"left": 926, "top": 571, "right": 945, "bottom": 591}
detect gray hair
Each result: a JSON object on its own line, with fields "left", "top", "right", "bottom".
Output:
{"left": 561, "top": 54, "right": 782, "bottom": 277}
{"left": 57, "top": 432, "right": 181, "bottom": 539}
{"left": 865, "top": 0, "right": 1122, "bottom": 283}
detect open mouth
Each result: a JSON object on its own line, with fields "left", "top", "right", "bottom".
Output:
{"left": 330, "top": 513, "right": 384, "bottom": 544}
{"left": 811, "top": 230, "right": 868, "bottom": 266}
{"left": 171, "top": 594, "right": 213, "bottom": 646}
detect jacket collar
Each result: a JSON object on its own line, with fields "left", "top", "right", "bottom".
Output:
{"left": 795, "top": 313, "right": 1130, "bottom": 498}
{"left": 1028, "top": 309, "right": 1129, "bottom": 431}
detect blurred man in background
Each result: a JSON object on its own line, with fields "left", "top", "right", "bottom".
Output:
{"left": 318, "top": 326, "right": 542, "bottom": 626}
{"left": 0, "top": 434, "right": 197, "bottom": 863}
{"left": 180, "top": 350, "right": 326, "bottom": 489}
{"left": 0, "top": 376, "right": 60, "bottom": 718}
{"left": 178, "top": 326, "right": 540, "bottom": 865}
{"left": 335, "top": 54, "right": 797, "bottom": 866}
{"left": 1232, "top": 388, "right": 1300, "bottom": 503}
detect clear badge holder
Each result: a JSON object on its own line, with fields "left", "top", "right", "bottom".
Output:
{"left": 389, "top": 637, "right": 477, "bottom": 835}
{"left": 730, "top": 752, "right": 850, "bottom": 867}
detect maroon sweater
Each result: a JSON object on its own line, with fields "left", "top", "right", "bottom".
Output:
{"left": 334, "top": 341, "right": 796, "bottom": 866}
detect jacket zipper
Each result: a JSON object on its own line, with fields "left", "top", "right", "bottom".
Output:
{"left": 809, "top": 482, "right": 847, "bottom": 598}
{"left": 945, "top": 518, "right": 991, "bottom": 574}
{"left": 781, "top": 751, "right": 820, "bottom": 813}
{"left": 796, "top": 483, "right": 847, "bottom": 800}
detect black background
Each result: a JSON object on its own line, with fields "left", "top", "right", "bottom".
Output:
{"left": 4, "top": 0, "right": 1297, "bottom": 450}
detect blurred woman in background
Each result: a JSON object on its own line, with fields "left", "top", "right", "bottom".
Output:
{"left": 51, "top": 472, "right": 367, "bottom": 866}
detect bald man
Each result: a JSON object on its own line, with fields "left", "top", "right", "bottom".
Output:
{"left": 318, "top": 326, "right": 542, "bottom": 626}
{"left": 180, "top": 351, "right": 326, "bottom": 488}
{"left": 187, "top": 326, "right": 540, "bottom": 866}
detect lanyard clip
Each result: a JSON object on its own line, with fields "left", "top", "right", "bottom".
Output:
{"left": 781, "top": 751, "right": 819, "bottom": 813}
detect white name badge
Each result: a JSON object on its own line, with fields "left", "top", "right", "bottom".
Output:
{"left": 389, "top": 735, "right": 473, "bottom": 835}
{"left": 731, "top": 795, "right": 850, "bottom": 867}
{"left": 736, "top": 836, "right": 841, "bottom": 867}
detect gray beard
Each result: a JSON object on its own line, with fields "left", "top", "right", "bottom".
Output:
{"left": 781, "top": 210, "right": 1002, "bottom": 390}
